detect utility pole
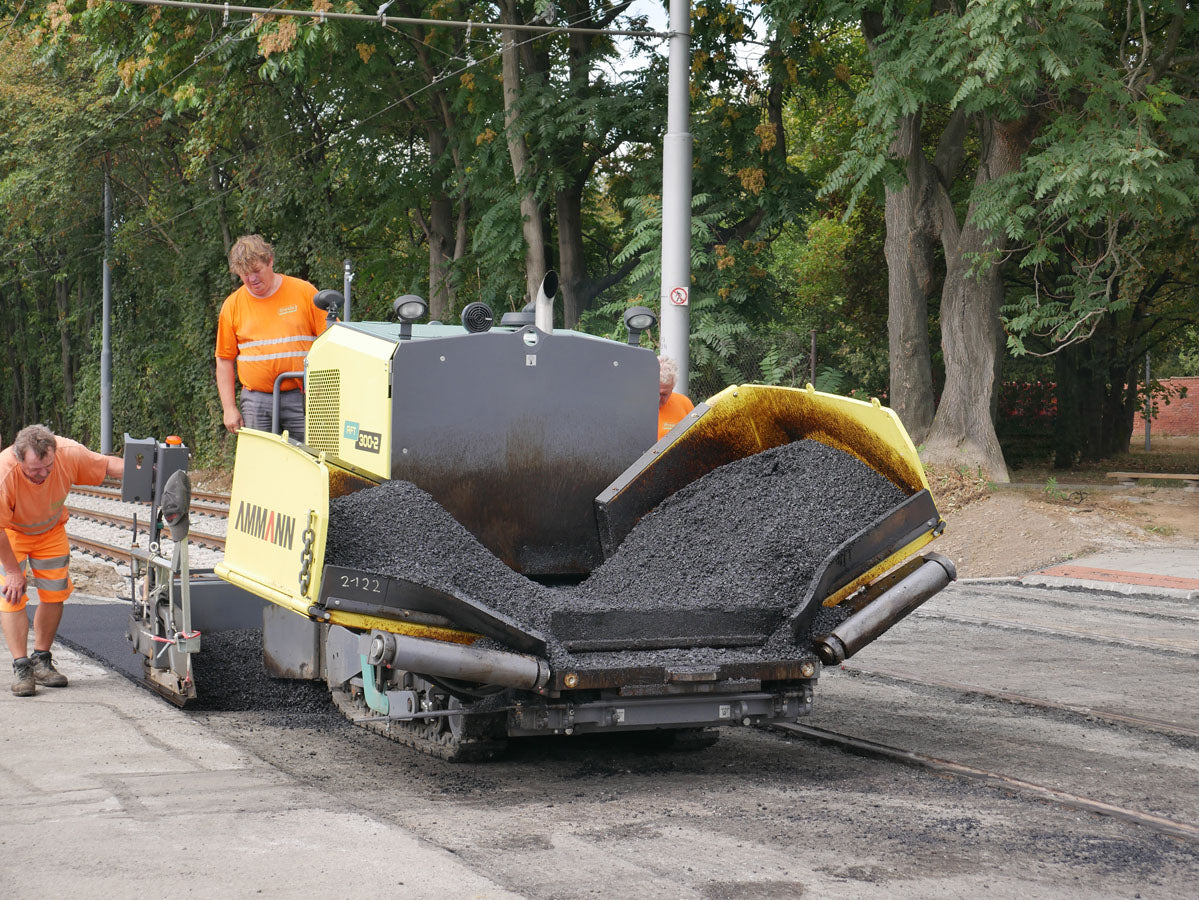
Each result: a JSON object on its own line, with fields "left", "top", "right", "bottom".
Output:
{"left": 101, "top": 167, "right": 113, "bottom": 455}
{"left": 657, "top": 0, "right": 692, "bottom": 395}
{"left": 342, "top": 259, "right": 354, "bottom": 322}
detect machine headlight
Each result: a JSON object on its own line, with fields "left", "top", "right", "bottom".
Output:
{"left": 623, "top": 306, "right": 658, "bottom": 345}
{"left": 314, "top": 289, "right": 344, "bottom": 322}
{"left": 393, "top": 295, "right": 429, "bottom": 323}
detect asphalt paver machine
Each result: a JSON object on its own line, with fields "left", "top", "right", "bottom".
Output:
{"left": 207, "top": 282, "right": 956, "bottom": 760}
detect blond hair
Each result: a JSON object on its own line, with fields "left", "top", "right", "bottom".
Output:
{"left": 228, "top": 234, "right": 274, "bottom": 275}
{"left": 13, "top": 424, "right": 56, "bottom": 461}
{"left": 658, "top": 355, "right": 679, "bottom": 390}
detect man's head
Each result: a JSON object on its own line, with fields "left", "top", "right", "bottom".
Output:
{"left": 229, "top": 234, "right": 277, "bottom": 298}
{"left": 658, "top": 356, "right": 678, "bottom": 407}
{"left": 13, "top": 425, "right": 57, "bottom": 485}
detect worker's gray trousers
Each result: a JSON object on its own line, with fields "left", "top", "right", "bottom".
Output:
{"left": 240, "top": 389, "right": 305, "bottom": 442}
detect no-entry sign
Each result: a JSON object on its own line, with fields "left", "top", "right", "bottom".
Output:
{"left": 669, "top": 287, "right": 689, "bottom": 306}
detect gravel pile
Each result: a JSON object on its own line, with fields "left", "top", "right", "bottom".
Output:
{"left": 325, "top": 440, "right": 905, "bottom": 665}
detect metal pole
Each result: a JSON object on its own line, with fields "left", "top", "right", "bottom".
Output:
{"left": 658, "top": 0, "right": 692, "bottom": 395}
{"left": 1144, "top": 352, "right": 1151, "bottom": 452}
{"left": 810, "top": 330, "right": 817, "bottom": 385}
{"left": 342, "top": 259, "right": 353, "bottom": 322}
{"left": 101, "top": 168, "right": 113, "bottom": 454}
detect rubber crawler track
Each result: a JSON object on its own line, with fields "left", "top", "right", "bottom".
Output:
{"left": 329, "top": 687, "right": 508, "bottom": 763}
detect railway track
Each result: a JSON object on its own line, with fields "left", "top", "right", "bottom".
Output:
{"left": 768, "top": 721, "right": 1199, "bottom": 842}
{"left": 765, "top": 580, "right": 1199, "bottom": 843}
{"left": 67, "top": 532, "right": 136, "bottom": 563}
{"left": 66, "top": 504, "right": 226, "bottom": 550}
{"left": 76, "top": 484, "right": 231, "bottom": 516}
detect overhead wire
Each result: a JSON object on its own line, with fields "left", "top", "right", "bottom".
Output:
{"left": 1, "top": 3, "right": 669, "bottom": 283}
{"left": 0, "top": 13, "right": 253, "bottom": 274}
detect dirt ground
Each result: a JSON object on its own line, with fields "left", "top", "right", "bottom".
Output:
{"left": 928, "top": 435, "right": 1199, "bottom": 577}
{"left": 928, "top": 485, "right": 1199, "bottom": 577}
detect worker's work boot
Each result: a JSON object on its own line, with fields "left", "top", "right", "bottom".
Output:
{"left": 28, "top": 649, "right": 68, "bottom": 688}
{"left": 11, "top": 658, "right": 36, "bottom": 696}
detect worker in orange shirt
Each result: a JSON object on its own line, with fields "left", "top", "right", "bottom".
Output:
{"left": 657, "top": 355, "right": 695, "bottom": 440}
{"left": 1, "top": 425, "right": 124, "bottom": 696}
{"left": 215, "top": 234, "right": 329, "bottom": 443}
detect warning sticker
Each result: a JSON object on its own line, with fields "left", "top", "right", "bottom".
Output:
{"left": 669, "top": 287, "right": 689, "bottom": 306}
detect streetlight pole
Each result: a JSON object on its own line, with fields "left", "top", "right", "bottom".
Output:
{"left": 658, "top": 0, "right": 692, "bottom": 395}
{"left": 101, "top": 168, "right": 113, "bottom": 455}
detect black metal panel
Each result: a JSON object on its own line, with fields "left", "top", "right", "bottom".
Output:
{"left": 388, "top": 328, "right": 658, "bottom": 575}
{"left": 318, "top": 565, "right": 548, "bottom": 655}
{"left": 188, "top": 575, "right": 268, "bottom": 632}
{"left": 551, "top": 607, "right": 782, "bottom": 652}
{"left": 594, "top": 402, "right": 718, "bottom": 559}
{"left": 549, "top": 657, "right": 817, "bottom": 692}
{"left": 787, "top": 489, "right": 941, "bottom": 639}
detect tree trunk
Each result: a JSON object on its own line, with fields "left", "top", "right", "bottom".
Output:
{"left": 883, "top": 112, "right": 938, "bottom": 443}
{"left": 211, "top": 164, "right": 233, "bottom": 261}
{"left": 557, "top": 181, "right": 587, "bottom": 328}
{"left": 923, "top": 116, "right": 1034, "bottom": 483}
{"left": 426, "top": 184, "right": 455, "bottom": 322}
{"left": 500, "top": 5, "right": 547, "bottom": 305}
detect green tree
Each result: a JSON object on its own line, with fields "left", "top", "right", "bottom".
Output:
{"left": 823, "top": 0, "right": 1199, "bottom": 480}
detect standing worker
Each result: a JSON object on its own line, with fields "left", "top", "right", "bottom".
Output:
{"left": 215, "top": 234, "right": 328, "bottom": 443}
{"left": 1, "top": 425, "right": 124, "bottom": 696}
{"left": 657, "top": 355, "right": 695, "bottom": 439}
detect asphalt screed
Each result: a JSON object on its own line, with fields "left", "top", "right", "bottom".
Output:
{"left": 325, "top": 440, "right": 905, "bottom": 667}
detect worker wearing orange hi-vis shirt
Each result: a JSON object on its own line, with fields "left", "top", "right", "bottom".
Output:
{"left": 215, "top": 234, "right": 329, "bottom": 443}
{"left": 1, "top": 425, "right": 124, "bottom": 696}
{"left": 657, "top": 355, "right": 695, "bottom": 440}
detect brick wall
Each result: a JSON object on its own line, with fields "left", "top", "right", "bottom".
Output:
{"left": 1132, "top": 377, "right": 1199, "bottom": 436}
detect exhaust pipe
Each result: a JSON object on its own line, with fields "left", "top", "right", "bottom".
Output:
{"left": 364, "top": 630, "right": 552, "bottom": 691}
{"left": 812, "top": 553, "right": 957, "bottom": 665}
{"left": 534, "top": 270, "right": 559, "bottom": 333}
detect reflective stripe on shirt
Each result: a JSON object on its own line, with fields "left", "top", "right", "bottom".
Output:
{"left": 237, "top": 335, "right": 318, "bottom": 351}
{"left": 236, "top": 350, "right": 310, "bottom": 362}
{"left": 11, "top": 511, "right": 63, "bottom": 535}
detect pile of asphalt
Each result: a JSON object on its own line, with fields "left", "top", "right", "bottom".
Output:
{"left": 575, "top": 440, "right": 903, "bottom": 612}
{"left": 190, "top": 629, "right": 338, "bottom": 719}
{"left": 325, "top": 440, "right": 904, "bottom": 667}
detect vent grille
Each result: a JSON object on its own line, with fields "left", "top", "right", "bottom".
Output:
{"left": 306, "top": 369, "right": 341, "bottom": 453}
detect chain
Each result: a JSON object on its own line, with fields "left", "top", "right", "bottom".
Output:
{"left": 298, "top": 510, "right": 317, "bottom": 595}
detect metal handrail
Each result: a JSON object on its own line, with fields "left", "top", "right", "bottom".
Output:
{"left": 271, "top": 371, "right": 305, "bottom": 436}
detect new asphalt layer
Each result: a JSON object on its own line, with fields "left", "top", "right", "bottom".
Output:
{"left": 3, "top": 545, "right": 1196, "bottom": 896}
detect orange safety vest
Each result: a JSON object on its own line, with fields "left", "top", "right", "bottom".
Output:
{"left": 215, "top": 275, "right": 327, "bottom": 393}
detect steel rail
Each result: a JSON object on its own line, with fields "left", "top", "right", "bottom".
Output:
{"left": 87, "top": 483, "right": 231, "bottom": 510}
{"left": 67, "top": 533, "right": 134, "bottom": 563}
{"left": 66, "top": 506, "right": 226, "bottom": 551}
{"left": 911, "top": 610, "right": 1197, "bottom": 656}
{"left": 841, "top": 664, "right": 1199, "bottom": 740}
{"left": 769, "top": 721, "right": 1199, "bottom": 843}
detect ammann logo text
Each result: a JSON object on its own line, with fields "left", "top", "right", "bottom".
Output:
{"left": 233, "top": 502, "right": 296, "bottom": 550}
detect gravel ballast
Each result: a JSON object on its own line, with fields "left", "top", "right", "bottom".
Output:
{"left": 325, "top": 440, "right": 906, "bottom": 665}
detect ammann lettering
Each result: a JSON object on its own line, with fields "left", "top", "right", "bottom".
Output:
{"left": 233, "top": 502, "right": 296, "bottom": 550}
